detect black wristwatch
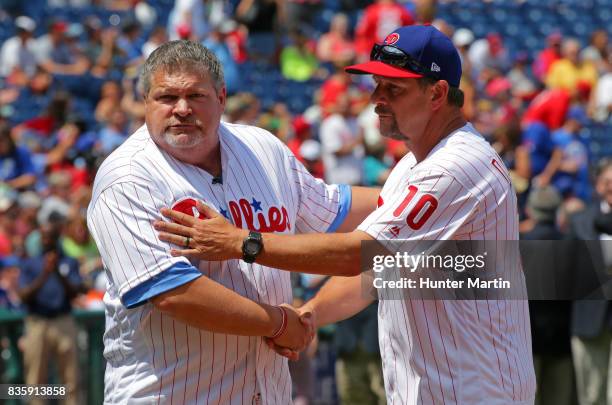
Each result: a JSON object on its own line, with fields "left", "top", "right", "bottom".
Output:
{"left": 242, "top": 231, "right": 263, "bottom": 263}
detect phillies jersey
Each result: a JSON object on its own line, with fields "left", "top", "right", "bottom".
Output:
{"left": 358, "top": 123, "right": 536, "bottom": 404}
{"left": 87, "top": 123, "right": 349, "bottom": 404}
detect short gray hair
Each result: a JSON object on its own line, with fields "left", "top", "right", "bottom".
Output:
{"left": 416, "top": 77, "right": 465, "bottom": 108}
{"left": 139, "top": 40, "right": 225, "bottom": 96}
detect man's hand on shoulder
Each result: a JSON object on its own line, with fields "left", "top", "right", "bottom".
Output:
{"left": 155, "top": 200, "right": 247, "bottom": 261}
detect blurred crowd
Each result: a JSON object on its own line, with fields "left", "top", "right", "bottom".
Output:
{"left": 0, "top": 0, "right": 611, "bottom": 404}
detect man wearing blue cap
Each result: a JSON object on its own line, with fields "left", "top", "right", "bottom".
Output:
{"left": 154, "top": 25, "right": 537, "bottom": 404}
{"left": 536, "top": 106, "right": 591, "bottom": 201}
{"left": 0, "top": 256, "right": 22, "bottom": 310}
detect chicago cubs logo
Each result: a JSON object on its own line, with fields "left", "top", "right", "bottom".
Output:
{"left": 171, "top": 197, "right": 206, "bottom": 219}
{"left": 384, "top": 33, "right": 400, "bottom": 45}
{"left": 228, "top": 197, "right": 291, "bottom": 233}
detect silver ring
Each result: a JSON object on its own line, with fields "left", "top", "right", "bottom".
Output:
{"left": 185, "top": 236, "right": 190, "bottom": 248}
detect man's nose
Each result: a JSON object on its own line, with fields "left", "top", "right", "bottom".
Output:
{"left": 173, "top": 98, "right": 192, "bottom": 116}
{"left": 371, "top": 85, "right": 386, "bottom": 105}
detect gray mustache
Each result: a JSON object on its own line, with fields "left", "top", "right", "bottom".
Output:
{"left": 374, "top": 106, "right": 393, "bottom": 115}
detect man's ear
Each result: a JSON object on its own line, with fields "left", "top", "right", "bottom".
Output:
{"left": 430, "top": 81, "right": 449, "bottom": 111}
{"left": 218, "top": 86, "right": 227, "bottom": 108}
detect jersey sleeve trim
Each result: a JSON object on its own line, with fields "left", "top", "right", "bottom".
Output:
{"left": 326, "top": 183, "right": 352, "bottom": 233}
{"left": 122, "top": 262, "right": 202, "bottom": 309}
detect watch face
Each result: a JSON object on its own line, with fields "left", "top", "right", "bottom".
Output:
{"left": 244, "top": 239, "right": 260, "bottom": 255}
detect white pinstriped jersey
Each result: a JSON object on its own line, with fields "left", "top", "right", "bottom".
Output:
{"left": 87, "top": 123, "right": 344, "bottom": 404}
{"left": 358, "top": 123, "right": 536, "bottom": 405}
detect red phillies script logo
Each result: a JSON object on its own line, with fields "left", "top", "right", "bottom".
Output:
{"left": 171, "top": 198, "right": 207, "bottom": 220}
{"left": 228, "top": 198, "right": 291, "bottom": 233}
{"left": 384, "top": 33, "right": 400, "bottom": 45}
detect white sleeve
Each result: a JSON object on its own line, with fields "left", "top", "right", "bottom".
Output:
{"left": 289, "top": 155, "right": 349, "bottom": 234}
{"left": 358, "top": 170, "right": 479, "bottom": 249}
{"left": 87, "top": 181, "right": 190, "bottom": 299}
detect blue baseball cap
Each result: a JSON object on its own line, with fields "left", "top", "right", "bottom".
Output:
{"left": 345, "top": 25, "right": 462, "bottom": 87}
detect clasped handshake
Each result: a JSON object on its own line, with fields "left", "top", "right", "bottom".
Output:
{"left": 152, "top": 201, "right": 318, "bottom": 360}
{"left": 265, "top": 303, "right": 317, "bottom": 361}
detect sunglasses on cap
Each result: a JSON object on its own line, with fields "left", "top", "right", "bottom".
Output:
{"left": 370, "top": 44, "right": 440, "bottom": 81}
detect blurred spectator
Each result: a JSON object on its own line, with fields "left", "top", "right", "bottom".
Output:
{"left": 0, "top": 255, "right": 22, "bottom": 310}
{"left": 520, "top": 186, "right": 574, "bottom": 405}
{"left": 453, "top": 28, "right": 474, "bottom": 76}
{"left": 95, "top": 107, "right": 129, "bottom": 155}
{"left": 589, "top": 56, "right": 612, "bottom": 122}
{"left": 459, "top": 73, "right": 477, "bottom": 121}
{"left": 472, "top": 98, "right": 497, "bottom": 138}
{"left": 354, "top": 0, "right": 414, "bottom": 60}
{"left": 334, "top": 304, "right": 385, "bottom": 405}
{"left": 533, "top": 32, "right": 562, "bottom": 82}
{"left": 319, "top": 66, "right": 351, "bottom": 112}
{"left": 357, "top": 103, "right": 382, "bottom": 147}
{"left": 84, "top": 22, "right": 121, "bottom": 78}
{"left": 271, "top": 102, "right": 293, "bottom": 141}
{"left": 581, "top": 29, "right": 609, "bottom": 73}
{"left": 507, "top": 52, "right": 537, "bottom": 100}
{"left": 412, "top": 0, "right": 436, "bottom": 23}
{"left": 281, "top": 0, "right": 322, "bottom": 35}
{"left": 34, "top": 20, "right": 90, "bottom": 76}
{"left": 168, "top": 0, "right": 209, "bottom": 41}
{"left": 47, "top": 0, "right": 91, "bottom": 7}
{"left": 280, "top": 29, "right": 320, "bottom": 82}
{"left": 287, "top": 115, "right": 312, "bottom": 159}
{"left": 537, "top": 107, "right": 591, "bottom": 202}
{"left": 316, "top": 13, "right": 355, "bottom": 67}
{"left": 290, "top": 273, "right": 328, "bottom": 405}
{"left": 320, "top": 94, "right": 363, "bottom": 185}
{"left": 299, "top": 139, "right": 324, "bottom": 179}
{"left": 133, "top": 0, "right": 157, "bottom": 29}
{"left": 14, "top": 191, "right": 41, "bottom": 246}
{"left": 225, "top": 92, "right": 260, "bottom": 125}
{"left": 116, "top": 19, "right": 143, "bottom": 67}
{"left": 35, "top": 172, "right": 72, "bottom": 231}
{"left": 203, "top": 21, "right": 243, "bottom": 94}
{"left": 522, "top": 88, "right": 571, "bottom": 130}
{"left": 235, "top": 0, "right": 280, "bottom": 34}
{"left": 521, "top": 121, "right": 553, "bottom": 180}
{"left": 545, "top": 38, "right": 598, "bottom": 94}
{"left": 569, "top": 158, "right": 612, "bottom": 405}
{"left": 485, "top": 76, "right": 519, "bottom": 125}
{"left": 19, "top": 90, "right": 71, "bottom": 137}
{"left": 0, "top": 16, "right": 37, "bottom": 79}
{"left": 0, "top": 123, "right": 36, "bottom": 190}
{"left": 61, "top": 213, "right": 100, "bottom": 277}
{"left": 120, "top": 75, "right": 145, "bottom": 128}
{"left": 431, "top": 18, "right": 454, "bottom": 40}
{"left": 492, "top": 122, "right": 530, "bottom": 197}
{"left": 362, "top": 141, "right": 390, "bottom": 187}
{"left": 18, "top": 221, "right": 85, "bottom": 405}
{"left": 142, "top": 26, "right": 167, "bottom": 59}
{"left": 225, "top": 21, "right": 249, "bottom": 64}
{"left": 468, "top": 33, "right": 511, "bottom": 75}
{"left": 95, "top": 81, "right": 122, "bottom": 124}
{"left": 0, "top": 184, "right": 18, "bottom": 256}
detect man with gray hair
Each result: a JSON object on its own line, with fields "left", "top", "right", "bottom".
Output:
{"left": 87, "top": 40, "right": 377, "bottom": 403}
